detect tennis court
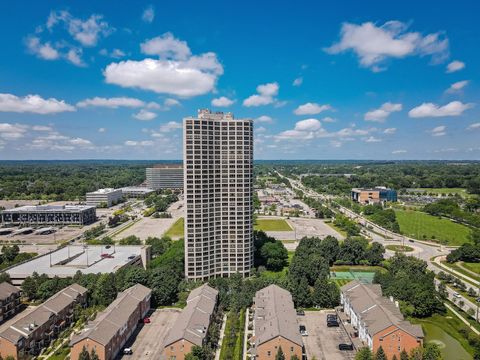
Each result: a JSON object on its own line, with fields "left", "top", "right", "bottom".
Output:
{"left": 330, "top": 271, "right": 376, "bottom": 284}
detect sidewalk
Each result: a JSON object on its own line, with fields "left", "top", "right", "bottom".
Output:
{"left": 215, "top": 313, "right": 228, "bottom": 360}
{"left": 434, "top": 256, "right": 480, "bottom": 286}
{"left": 445, "top": 303, "right": 480, "bottom": 335}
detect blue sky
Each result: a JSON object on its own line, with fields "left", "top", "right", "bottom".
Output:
{"left": 0, "top": 0, "right": 479, "bottom": 160}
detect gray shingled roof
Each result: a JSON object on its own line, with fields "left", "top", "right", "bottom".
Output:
{"left": 0, "top": 282, "right": 21, "bottom": 301}
{"left": 341, "top": 281, "right": 423, "bottom": 338}
{"left": 0, "top": 283, "right": 87, "bottom": 345}
{"left": 163, "top": 284, "right": 218, "bottom": 347}
{"left": 254, "top": 284, "right": 303, "bottom": 347}
{"left": 70, "top": 284, "right": 151, "bottom": 347}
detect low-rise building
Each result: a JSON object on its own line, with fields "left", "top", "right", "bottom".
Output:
{"left": 163, "top": 284, "right": 218, "bottom": 360}
{"left": 251, "top": 285, "right": 303, "bottom": 360}
{"left": 70, "top": 284, "right": 151, "bottom": 360}
{"left": 0, "top": 205, "right": 96, "bottom": 226}
{"left": 119, "top": 186, "right": 155, "bottom": 198}
{"left": 0, "top": 282, "right": 22, "bottom": 324}
{"left": 6, "top": 245, "right": 151, "bottom": 285}
{"left": 340, "top": 281, "right": 423, "bottom": 359}
{"left": 0, "top": 283, "right": 87, "bottom": 359}
{"left": 86, "top": 188, "right": 123, "bottom": 208}
{"left": 351, "top": 187, "right": 397, "bottom": 204}
{"left": 146, "top": 164, "right": 183, "bottom": 190}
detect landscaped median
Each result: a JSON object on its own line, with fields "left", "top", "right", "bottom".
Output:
{"left": 385, "top": 244, "right": 414, "bottom": 252}
{"left": 219, "top": 309, "right": 245, "bottom": 360}
{"left": 164, "top": 217, "right": 184, "bottom": 238}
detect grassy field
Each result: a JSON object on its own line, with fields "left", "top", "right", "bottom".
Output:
{"left": 385, "top": 244, "right": 414, "bottom": 252}
{"left": 324, "top": 220, "right": 348, "bottom": 238}
{"left": 410, "top": 310, "right": 474, "bottom": 359}
{"left": 254, "top": 218, "right": 293, "bottom": 231}
{"left": 395, "top": 209, "right": 472, "bottom": 245}
{"left": 462, "top": 262, "right": 480, "bottom": 275}
{"left": 409, "top": 188, "right": 471, "bottom": 198}
{"left": 442, "top": 261, "right": 480, "bottom": 283}
{"left": 164, "top": 217, "right": 184, "bottom": 238}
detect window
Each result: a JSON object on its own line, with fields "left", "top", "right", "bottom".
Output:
{"left": 267, "top": 351, "right": 271, "bottom": 356}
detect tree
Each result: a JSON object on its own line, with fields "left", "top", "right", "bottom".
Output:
{"left": 145, "top": 236, "right": 172, "bottom": 257}
{"left": 374, "top": 346, "right": 386, "bottom": 360}
{"left": 0, "top": 272, "right": 10, "bottom": 284}
{"left": 291, "top": 277, "right": 311, "bottom": 308}
{"left": 21, "top": 275, "right": 37, "bottom": 299}
{"left": 319, "top": 236, "right": 340, "bottom": 265}
{"left": 290, "top": 355, "right": 300, "bottom": 360}
{"left": 355, "top": 347, "right": 373, "bottom": 360}
{"left": 312, "top": 278, "right": 340, "bottom": 308}
{"left": 422, "top": 343, "right": 442, "bottom": 360}
{"left": 79, "top": 346, "right": 91, "bottom": 360}
{"left": 1, "top": 245, "right": 19, "bottom": 262}
{"left": 93, "top": 273, "right": 117, "bottom": 306}
{"left": 119, "top": 235, "right": 142, "bottom": 245}
{"left": 275, "top": 346, "right": 286, "bottom": 360}
{"left": 399, "top": 349, "right": 409, "bottom": 360}
{"left": 260, "top": 241, "right": 289, "bottom": 271}
{"left": 365, "top": 242, "right": 385, "bottom": 266}
{"left": 90, "top": 349, "right": 99, "bottom": 360}
{"left": 149, "top": 266, "right": 182, "bottom": 306}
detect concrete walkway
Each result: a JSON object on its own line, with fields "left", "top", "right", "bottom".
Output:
{"left": 445, "top": 302, "right": 480, "bottom": 335}
{"left": 215, "top": 313, "right": 228, "bottom": 360}
{"left": 434, "top": 256, "right": 480, "bottom": 286}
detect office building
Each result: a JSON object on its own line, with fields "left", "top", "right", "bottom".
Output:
{"left": 86, "top": 188, "right": 123, "bottom": 208}
{"left": 251, "top": 285, "right": 303, "bottom": 360}
{"left": 0, "top": 284, "right": 87, "bottom": 359}
{"left": 340, "top": 281, "right": 423, "bottom": 359}
{"left": 119, "top": 186, "right": 155, "bottom": 198}
{"left": 0, "top": 282, "right": 22, "bottom": 324}
{"left": 0, "top": 205, "right": 96, "bottom": 226}
{"left": 163, "top": 284, "right": 218, "bottom": 360}
{"left": 6, "top": 245, "right": 151, "bottom": 285}
{"left": 70, "top": 284, "right": 151, "bottom": 360}
{"left": 183, "top": 109, "right": 253, "bottom": 280}
{"left": 351, "top": 187, "right": 397, "bottom": 204}
{"left": 146, "top": 164, "right": 183, "bottom": 190}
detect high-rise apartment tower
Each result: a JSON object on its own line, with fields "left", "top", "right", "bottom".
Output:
{"left": 183, "top": 109, "right": 253, "bottom": 280}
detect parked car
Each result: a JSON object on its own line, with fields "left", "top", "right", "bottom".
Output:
{"left": 296, "top": 309, "right": 305, "bottom": 316}
{"left": 338, "top": 343, "right": 354, "bottom": 351}
{"left": 327, "top": 314, "right": 337, "bottom": 320}
{"left": 453, "top": 292, "right": 461, "bottom": 298}
{"left": 327, "top": 320, "right": 339, "bottom": 327}
{"left": 128, "top": 255, "right": 136, "bottom": 260}
{"left": 123, "top": 348, "right": 133, "bottom": 355}
{"left": 105, "top": 245, "right": 111, "bottom": 249}
{"left": 143, "top": 317, "right": 151, "bottom": 324}
{"left": 299, "top": 325, "right": 308, "bottom": 336}
{"left": 101, "top": 253, "right": 114, "bottom": 258}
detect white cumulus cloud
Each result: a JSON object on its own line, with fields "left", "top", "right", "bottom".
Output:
{"left": 142, "top": 5, "right": 155, "bottom": 23}
{"left": 364, "top": 102, "right": 402, "bottom": 122}
{"left": 255, "top": 116, "right": 273, "bottom": 123}
{"left": 0, "top": 93, "right": 75, "bottom": 114}
{"left": 446, "top": 60, "right": 465, "bottom": 73}
{"left": 294, "top": 102, "right": 331, "bottom": 115}
{"left": 446, "top": 80, "right": 469, "bottom": 93}
{"left": 141, "top": 33, "right": 191, "bottom": 60}
{"left": 430, "top": 125, "right": 447, "bottom": 137}
{"left": 211, "top": 96, "right": 235, "bottom": 107}
{"left": 467, "top": 123, "right": 480, "bottom": 131}
{"left": 133, "top": 109, "right": 157, "bottom": 121}
{"left": 293, "top": 77, "right": 303, "bottom": 86}
{"left": 326, "top": 20, "right": 449, "bottom": 71}
{"left": 26, "top": 36, "right": 59, "bottom": 60}
{"left": 243, "top": 82, "right": 279, "bottom": 107}
{"left": 77, "top": 97, "right": 146, "bottom": 108}
{"left": 409, "top": 101, "right": 473, "bottom": 118}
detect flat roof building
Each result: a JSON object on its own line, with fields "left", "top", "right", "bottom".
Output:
{"left": 146, "top": 164, "right": 183, "bottom": 190}
{"left": 251, "top": 285, "right": 303, "bottom": 360}
{"left": 70, "top": 284, "right": 151, "bottom": 360}
{"left": 0, "top": 283, "right": 87, "bottom": 359}
{"left": 184, "top": 109, "right": 254, "bottom": 280}
{"left": 119, "top": 186, "right": 155, "bottom": 198}
{"left": 0, "top": 282, "right": 22, "bottom": 324}
{"left": 0, "top": 205, "right": 96, "bottom": 226}
{"left": 163, "top": 284, "right": 218, "bottom": 360}
{"left": 86, "top": 188, "right": 123, "bottom": 208}
{"left": 340, "top": 281, "right": 423, "bottom": 359}
{"left": 6, "top": 245, "right": 151, "bottom": 285}
{"left": 351, "top": 187, "right": 397, "bottom": 205}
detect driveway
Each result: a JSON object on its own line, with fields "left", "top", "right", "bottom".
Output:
{"left": 299, "top": 311, "right": 355, "bottom": 360}
{"left": 118, "top": 308, "right": 180, "bottom": 360}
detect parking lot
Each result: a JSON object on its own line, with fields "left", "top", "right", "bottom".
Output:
{"left": 299, "top": 311, "right": 355, "bottom": 360}
{"left": 118, "top": 308, "right": 180, "bottom": 360}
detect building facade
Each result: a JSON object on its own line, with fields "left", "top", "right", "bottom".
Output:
{"left": 340, "top": 281, "right": 423, "bottom": 359}
{"left": 119, "top": 186, "right": 155, "bottom": 198}
{"left": 251, "top": 285, "right": 303, "bottom": 360}
{"left": 183, "top": 109, "right": 253, "bottom": 280}
{"left": 146, "top": 165, "right": 183, "bottom": 190}
{"left": 0, "top": 282, "right": 22, "bottom": 324}
{"left": 70, "top": 284, "right": 151, "bottom": 360}
{"left": 351, "top": 187, "right": 397, "bottom": 204}
{"left": 163, "top": 284, "right": 218, "bottom": 360}
{"left": 86, "top": 188, "right": 123, "bottom": 208}
{"left": 0, "top": 205, "right": 96, "bottom": 226}
{"left": 0, "top": 284, "right": 87, "bottom": 360}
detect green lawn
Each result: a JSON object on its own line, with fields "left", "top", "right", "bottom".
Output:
{"left": 164, "top": 217, "right": 184, "bottom": 238}
{"left": 385, "top": 244, "right": 414, "bottom": 252}
{"left": 442, "top": 261, "right": 480, "bottom": 283}
{"left": 462, "top": 262, "right": 480, "bottom": 275}
{"left": 410, "top": 310, "right": 475, "bottom": 359}
{"left": 395, "top": 209, "right": 472, "bottom": 245}
{"left": 254, "top": 218, "right": 293, "bottom": 231}
{"left": 409, "top": 188, "right": 471, "bottom": 198}
{"left": 324, "top": 220, "right": 348, "bottom": 238}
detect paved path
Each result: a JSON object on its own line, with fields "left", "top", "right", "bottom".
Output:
{"left": 215, "top": 313, "right": 228, "bottom": 360}
{"left": 445, "top": 303, "right": 480, "bottom": 335}
{"left": 434, "top": 256, "right": 480, "bottom": 286}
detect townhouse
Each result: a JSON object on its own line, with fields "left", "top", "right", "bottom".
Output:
{"left": 163, "top": 284, "right": 218, "bottom": 360}
{"left": 0, "top": 283, "right": 87, "bottom": 359}
{"left": 0, "top": 282, "right": 22, "bottom": 324}
{"left": 70, "top": 284, "right": 151, "bottom": 360}
{"left": 340, "top": 281, "right": 423, "bottom": 359}
{"left": 251, "top": 285, "right": 303, "bottom": 360}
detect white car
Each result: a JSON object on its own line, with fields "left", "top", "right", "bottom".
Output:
{"left": 123, "top": 348, "right": 133, "bottom": 355}
{"left": 453, "top": 292, "right": 461, "bottom": 298}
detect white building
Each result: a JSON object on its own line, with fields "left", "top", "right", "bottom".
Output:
{"left": 85, "top": 188, "right": 123, "bottom": 207}
{"left": 120, "top": 186, "right": 155, "bottom": 198}
{"left": 146, "top": 165, "right": 183, "bottom": 190}
{"left": 183, "top": 109, "right": 253, "bottom": 280}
